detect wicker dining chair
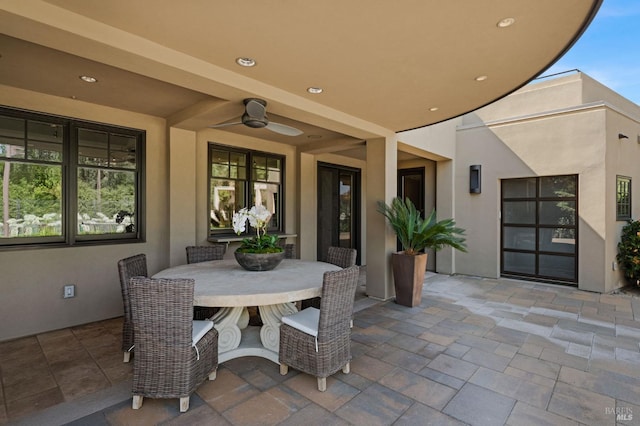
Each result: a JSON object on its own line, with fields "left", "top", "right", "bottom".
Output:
{"left": 284, "top": 243, "right": 296, "bottom": 259}
{"left": 302, "top": 246, "right": 357, "bottom": 310}
{"left": 186, "top": 245, "right": 226, "bottom": 320}
{"left": 326, "top": 246, "right": 357, "bottom": 268}
{"left": 117, "top": 253, "right": 148, "bottom": 363}
{"left": 279, "top": 265, "right": 359, "bottom": 391}
{"left": 185, "top": 244, "right": 226, "bottom": 264}
{"left": 129, "top": 277, "right": 218, "bottom": 413}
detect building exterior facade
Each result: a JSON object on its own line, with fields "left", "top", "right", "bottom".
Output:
{"left": 1, "top": 71, "right": 638, "bottom": 342}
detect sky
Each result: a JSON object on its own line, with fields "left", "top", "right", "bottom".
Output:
{"left": 540, "top": 0, "right": 640, "bottom": 106}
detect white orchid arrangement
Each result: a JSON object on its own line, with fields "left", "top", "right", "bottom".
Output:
{"left": 232, "top": 205, "right": 283, "bottom": 253}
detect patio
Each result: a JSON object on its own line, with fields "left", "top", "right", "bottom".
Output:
{"left": 2, "top": 270, "right": 639, "bottom": 426}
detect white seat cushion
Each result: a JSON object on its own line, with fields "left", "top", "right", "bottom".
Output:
{"left": 192, "top": 320, "right": 214, "bottom": 346}
{"left": 282, "top": 307, "right": 319, "bottom": 337}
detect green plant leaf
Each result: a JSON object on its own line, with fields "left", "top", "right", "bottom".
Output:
{"left": 377, "top": 197, "right": 467, "bottom": 255}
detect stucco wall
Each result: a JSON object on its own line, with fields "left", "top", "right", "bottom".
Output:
{"left": 459, "top": 72, "right": 640, "bottom": 292}
{"left": 605, "top": 108, "right": 640, "bottom": 291}
{"left": 455, "top": 107, "right": 608, "bottom": 290}
{"left": 0, "top": 85, "right": 169, "bottom": 341}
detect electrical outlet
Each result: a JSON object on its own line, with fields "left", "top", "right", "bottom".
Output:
{"left": 64, "top": 284, "right": 75, "bottom": 298}
{"left": 612, "top": 262, "right": 617, "bottom": 271}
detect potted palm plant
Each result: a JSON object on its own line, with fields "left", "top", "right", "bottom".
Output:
{"left": 377, "top": 197, "right": 467, "bottom": 306}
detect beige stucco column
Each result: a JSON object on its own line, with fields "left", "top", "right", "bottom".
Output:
{"left": 168, "top": 127, "right": 197, "bottom": 266}
{"left": 365, "top": 136, "right": 398, "bottom": 300}
{"left": 298, "top": 151, "right": 317, "bottom": 260}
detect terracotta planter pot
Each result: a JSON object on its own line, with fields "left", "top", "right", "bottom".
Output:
{"left": 391, "top": 252, "right": 428, "bottom": 307}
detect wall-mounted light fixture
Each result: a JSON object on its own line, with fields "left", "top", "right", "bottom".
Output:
{"left": 618, "top": 133, "right": 629, "bottom": 140}
{"left": 470, "top": 165, "right": 481, "bottom": 194}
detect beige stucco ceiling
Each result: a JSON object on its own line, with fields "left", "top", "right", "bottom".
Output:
{"left": 0, "top": 0, "right": 601, "bottom": 148}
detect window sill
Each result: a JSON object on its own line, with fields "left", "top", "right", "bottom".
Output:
{"left": 208, "top": 233, "right": 297, "bottom": 243}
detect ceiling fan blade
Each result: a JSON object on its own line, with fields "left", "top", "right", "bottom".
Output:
{"left": 266, "top": 122, "right": 303, "bottom": 136}
{"left": 245, "top": 99, "right": 266, "bottom": 119}
{"left": 209, "top": 121, "right": 242, "bottom": 129}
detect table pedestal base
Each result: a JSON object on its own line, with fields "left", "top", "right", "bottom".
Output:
{"left": 212, "top": 302, "right": 297, "bottom": 364}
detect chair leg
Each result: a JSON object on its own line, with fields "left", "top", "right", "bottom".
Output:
{"left": 280, "top": 364, "right": 288, "bottom": 375}
{"left": 132, "top": 395, "right": 143, "bottom": 410}
{"left": 342, "top": 362, "right": 350, "bottom": 374}
{"left": 179, "top": 396, "right": 190, "bottom": 413}
{"left": 317, "top": 377, "right": 327, "bottom": 392}
{"left": 123, "top": 351, "right": 131, "bottom": 363}
{"left": 209, "top": 369, "right": 217, "bottom": 380}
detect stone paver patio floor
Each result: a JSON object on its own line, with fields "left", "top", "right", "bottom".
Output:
{"left": 3, "top": 272, "right": 640, "bottom": 425}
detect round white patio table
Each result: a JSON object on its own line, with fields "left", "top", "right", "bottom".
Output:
{"left": 153, "top": 258, "right": 341, "bottom": 364}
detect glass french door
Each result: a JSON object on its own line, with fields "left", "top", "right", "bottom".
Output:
{"left": 501, "top": 175, "right": 578, "bottom": 284}
{"left": 317, "top": 163, "right": 360, "bottom": 264}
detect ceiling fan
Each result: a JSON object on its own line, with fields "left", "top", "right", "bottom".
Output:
{"left": 210, "top": 98, "right": 303, "bottom": 136}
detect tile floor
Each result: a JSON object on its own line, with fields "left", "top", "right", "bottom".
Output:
{"left": 2, "top": 271, "right": 640, "bottom": 426}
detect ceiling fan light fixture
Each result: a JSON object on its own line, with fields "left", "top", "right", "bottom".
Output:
{"left": 236, "top": 57, "right": 256, "bottom": 67}
{"left": 79, "top": 75, "right": 97, "bottom": 83}
{"left": 497, "top": 17, "right": 516, "bottom": 28}
{"left": 307, "top": 87, "right": 323, "bottom": 94}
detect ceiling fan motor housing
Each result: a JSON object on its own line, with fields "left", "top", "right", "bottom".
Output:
{"left": 242, "top": 98, "right": 269, "bottom": 128}
{"left": 242, "top": 112, "right": 268, "bottom": 128}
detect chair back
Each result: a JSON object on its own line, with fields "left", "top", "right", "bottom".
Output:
{"left": 186, "top": 245, "right": 225, "bottom": 264}
{"left": 326, "top": 246, "right": 357, "bottom": 268}
{"left": 284, "top": 243, "right": 296, "bottom": 259}
{"left": 117, "top": 254, "right": 148, "bottom": 351}
{"left": 317, "top": 266, "right": 359, "bottom": 341}
{"left": 129, "top": 277, "right": 195, "bottom": 354}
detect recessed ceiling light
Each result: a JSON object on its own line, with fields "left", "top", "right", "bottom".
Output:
{"left": 307, "top": 87, "right": 323, "bottom": 94}
{"left": 497, "top": 17, "right": 516, "bottom": 28}
{"left": 236, "top": 57, "right": 256, "bottom": 67}
{"left": 475, "top": 75, "right": 488, "bottom": 82}
{"left": 79, "top": 75, "right": 97, "bottom": 83}
{"left": 429, "top": 107, "right": 439, "bottom": 112}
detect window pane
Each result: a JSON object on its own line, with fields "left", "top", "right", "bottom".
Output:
{"left": 503, "top": 201, "right": 535, "bottom": 224}
{"left": 616, "top": 176, "right": 631, "bottom": 220}
{"left": 229, "top": 152, "right": 246, "bottom": 179}
{"left": 502, "top": 178, "right": 536, "bottom": 198}
{"left": 212, "top": 163, "right": 229, "bottom": 178}
{"left": 1, "top": 161, "right": 62, "bottom": 238}
{"left": 252, "top": 156, "right": 267, "bottom": 181}
{"left": 539, "top": 254, "right": 575, "bottom": 280}
{"left": 0, "top": 116, "right": 25, "bottom": 138}
{"left": 77, "top": 168, "right": 136, "bottom": 235}
{"left": 539, "top": 228, "right": 575, "bottom": 253}
{"left": 253, "top": 182, "right": 279, "bottom": 229}
{"left": 78, "top": 129, "right": 109, "bottom": 166}
{"left": 210, "top": 179, "right": 245, "bottom": 231}
{"left": 110, "top": 134, "right": 137, "bottom": 169}
{"left": 1, "top": 116, "right": 26, "bottom": 159}
{"left": 211, "top": 149, "right": 229, "bottom": 165}
{"left": 503, "top": 252, "right": 535, "bottom": 274}
{"left": 539, "top": 201, "right": 575, "bottom": 225}
{"left": 503, "top": 227, "right": 535, "bottom": 250}
{"left": 0, "top": 136, "right": 25, "bottom": 158}
{"left": 267, "top": 157, "right": 281, "bottom": 183}
{"left": 540, "top": 175, "right": 577, "bottom": 197}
